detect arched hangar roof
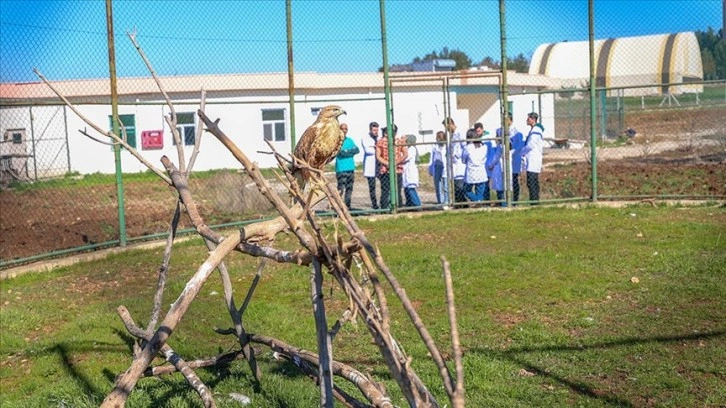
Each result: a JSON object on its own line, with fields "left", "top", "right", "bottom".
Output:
{"left": 529, "top": 32, "right": 703, "bottom": 95}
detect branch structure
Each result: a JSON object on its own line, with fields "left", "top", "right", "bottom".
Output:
{"left": 37, "top": 34, "right": 465, "bottom": 408}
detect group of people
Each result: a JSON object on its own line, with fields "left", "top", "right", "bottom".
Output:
{"left": 333, "top": 111, "right": 544, "bottom": 211}
{"left": 336, "top": 121, "right": 420, "bottom": 211}
{"left": 426, "top": 112, "right": 544, "bottom": 207}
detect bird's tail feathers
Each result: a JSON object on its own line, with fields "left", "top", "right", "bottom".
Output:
{"left": 292, "top": 168, "right": 307, "bottom": 194}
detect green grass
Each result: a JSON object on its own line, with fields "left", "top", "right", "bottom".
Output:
{"left": 4, "top": 168, "right": 286, "bottom": 192}
{"left": 1, "top": 205, "right": 725, "bottom": 407}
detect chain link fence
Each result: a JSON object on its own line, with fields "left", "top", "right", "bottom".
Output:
{"left": 1, "top": 1, "right": 724, "bottom": 268}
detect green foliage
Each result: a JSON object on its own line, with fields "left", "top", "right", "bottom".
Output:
{"left": 695, "top": 27, "right": 726, "bottom": 80}
{"left": 414, "top": 46, "right": 473, "bottom": 70}
{"left": 1, "top": 206, "right": 724, "bottom": 407}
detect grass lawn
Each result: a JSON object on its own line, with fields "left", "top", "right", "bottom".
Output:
{"left": 1, "top": 204, "right": 724, "bottom": 407}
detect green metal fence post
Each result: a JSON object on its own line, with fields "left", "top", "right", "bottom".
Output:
{"left": 29, "top": 106, "right": 37, "bottom": 181}
{"left": 287, "top": 0, "right": 297, "bottom": 151}
{"left": 63, "top": 106, "right": 71, "bottom": 175}
{"left": 588, "top": 0, "right": 598, "bottom": 202}
{"left": 379, "top": 0, "right": 396, "bottom": 213}
{"left": 500, "top": 0, "right": 512, "bottom": 207}
{"left": 106, "top": 0, "right": 126, "bottom": 246}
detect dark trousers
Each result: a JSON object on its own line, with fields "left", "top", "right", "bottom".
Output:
{"left": 336, "top": 171, "right": 354, "bottom": 209}
{"left": 526, "top": 171, "right": 540, "bottom": 204}
{"left": 379, "top": 172, "right": 402, "bottom": 209}
{"left": 366, "top": 176, "right": 378, "bottom": 209}
{"left": 496, "top": 190, "right": 506, "bottom": 207}
{"left": 453, "top": 178, "right": 466, "bottom": 203}
{"left": 512, "top": 173, "right": 520, "bottom": 203}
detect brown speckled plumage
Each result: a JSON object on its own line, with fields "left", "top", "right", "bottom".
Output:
{"left": 291, "top": 105, "right": 346, "bottom": 190}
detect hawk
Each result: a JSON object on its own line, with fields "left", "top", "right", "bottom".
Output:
{"left": 291, "top": 105, "right": 347, "bottom": 191}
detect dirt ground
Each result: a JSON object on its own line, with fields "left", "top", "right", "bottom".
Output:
{"left": 1, "top": 144, "right": 725, "bottom": 264}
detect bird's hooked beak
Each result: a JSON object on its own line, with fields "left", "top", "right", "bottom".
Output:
{"left": 339, "top": 109, "right": 347, "bottom": 117}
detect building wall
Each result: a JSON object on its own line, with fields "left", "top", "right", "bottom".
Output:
{"left": 1, "top": 87, "right": 554, "bottom": 175}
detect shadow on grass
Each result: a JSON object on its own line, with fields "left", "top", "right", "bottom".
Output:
{"left": 37, "top": 340, "right": 129, "bottom": 404}
{"left": 469, "top": 330, "right": 725, "bottom": 407}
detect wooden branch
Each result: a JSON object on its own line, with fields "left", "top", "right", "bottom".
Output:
{"left": 148, "top": 201, "right": 181, "bottom": 331}
{"left": 142, "top": 349, "right": 245, "bottom": 377}
{"left": 33, "top": 68, "right": 171, "bottom": 184}
{"left": 441, "top": 257, "right": 464, "bottom": 408}
{"left": 311, "top": 258, "right": 334, "bottom": 407}
{"left": 79, "top": 128, "right": 119, "bottom": 146}
{"left": 197, "top": 110, "right": 322, "bottom": 253}
{"left": 204, "top": 237, "right": 260, "bottom": 381}
{"left": 126, "top": 31, "right": 185, "bottom": 171}
{"left": 323, "top": 180, "right": 452, "bottom": 401}
{"left": 187, "top": 88, "right": 207, "bottom": 172}
{"left": 372, "top": 249, "right": 454, "bottom": 398}
{"left": 117, "top": 306, "right": 215, "bottom": 408}
{"left": 101, "top": 232, "right": 241, "bottom": 407}
{"left": 315, "top": 177, "right": 439, "bottom": 406}
{"left": 161, "top": 155, "right": 316, "bottom": 263}
{"left": 239, "top": 258, "right": 266, "bottom": 317}
{"left": 249, "top": 334, "right": 392, "bottom": 408}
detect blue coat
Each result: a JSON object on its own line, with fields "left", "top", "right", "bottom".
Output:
{"left": 335, "top": 136, "right": 360, "bottom": 173}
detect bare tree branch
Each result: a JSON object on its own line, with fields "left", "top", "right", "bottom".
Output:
{"left": 32, "top": 68, "right": 171, "bottom": 184}
{"left": 126, "top": 30, "right": 185, "bottom": 171}
{"left": 441, "top": 256, "right": 464, "bottom": 407}
{"left": 117, "top": 306, "right": 215, "bottom": 408}
{"left": 311, "top": 257, "right": 334, "bottom": 406}
{"left": 147, "top": 201, "right": 181, "bottom": 331}
{"left": 187, "top": 88, "right": 206, "bottom": 173}
{"left": 101, "top": 232, "right": 241, "bottom": 407}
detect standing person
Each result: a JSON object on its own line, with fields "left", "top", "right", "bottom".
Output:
{"left": 402, "top": 134, "right": 421, "bottom": 207}
{"left": 462, "top": 128, "right": 489, "bottom": 202}
{"left": 442, "top": 117, "right": 466, "bottom": 204}
{"left": 488, "top": 131, "right": 506, "bottom": 206}
{"left": 376, "top": 124, "right": 408, "bottom": 209}
{"left": 474, "top": 122, "right": 492, "bottom": 202}
{"left": 502, "top": 113, "right": 525, "bottom": 204}
{"left": 335, "top": 123, "right": 360, "bottom": 210}
{"left": 520, "top": 112, "right": 545, "bottom": 204}
{"left": 361, "top": 121, "right": 380, "bottom": 209}
{"left": 428, "top": 130, "right": 449, "bottom": 206}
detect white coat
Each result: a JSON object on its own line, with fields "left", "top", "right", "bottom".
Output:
{"left": 520, "top": 124, "right": 544, "bottom": 173}
{"left": 402, "top": 146, "right": 419, "bottom": 188}
{"left": 361, "top": 132, "right": 378, "bottom": 178}
{"left": 461, "top": 143, "right": 488, "bottom": 184}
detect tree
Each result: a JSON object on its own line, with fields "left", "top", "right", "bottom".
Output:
{"left": 417, "top": 47, "right": 473, "bottom": 70}
{"left": 695, "top": 26, "right": 725, "bottom": 80}
{"left": 478, "top": 56, "right": 501, "bottom": 70}
{"left": 701, "top": 49, "right": 717, "bottom": 80}
{"left": 506, "top": 53, "right": 530, "bottom": 73}
{"left": 476, "top": 54, "right": 530, "bottom": 72}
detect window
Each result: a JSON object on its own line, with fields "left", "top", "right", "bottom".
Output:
{"left": 3, "top": 129, "right": 25, "bottom": 144}
{"left": 108, "top": 114, "right": 136, "bottom": 148}
{"left": 173, "top": 112, "right": 196, "bottom": 146}
{"left": 262, "top": 109, "right": 286, "bottom": 142}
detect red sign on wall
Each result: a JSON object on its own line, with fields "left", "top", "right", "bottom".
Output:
{"left": 141, "top": 130, "right": 163, "bottom": 150}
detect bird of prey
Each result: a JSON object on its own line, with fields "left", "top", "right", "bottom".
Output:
{"left": 291, "top": 105, "right": 347, "bottom": 191}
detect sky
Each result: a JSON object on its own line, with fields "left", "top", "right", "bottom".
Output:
{"left": 0, "top": 0, "right": 722, "bottom": 82}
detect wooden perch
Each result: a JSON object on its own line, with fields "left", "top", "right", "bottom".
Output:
{"left": 36, "top": 32, "right": 465, "bottom": 408}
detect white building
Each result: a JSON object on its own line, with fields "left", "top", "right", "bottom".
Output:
{"left": 0, "top": 71, "right": 556, "bottom": 177}
{"left": 529, "top": 32, "right": 704, "bottom": 96}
